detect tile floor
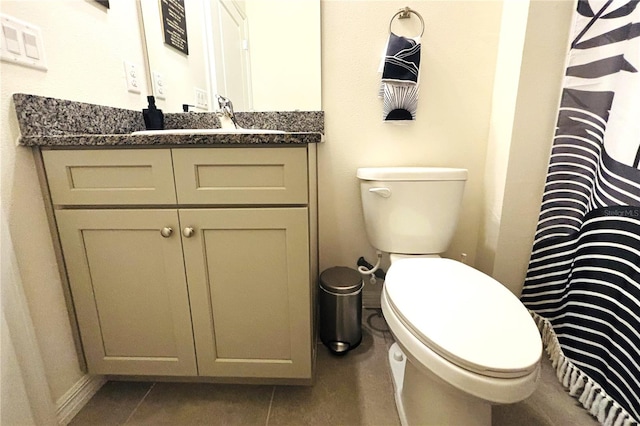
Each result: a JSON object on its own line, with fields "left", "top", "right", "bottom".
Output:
{"left": 70, "top": 309, "right": 599, "bottom": 425}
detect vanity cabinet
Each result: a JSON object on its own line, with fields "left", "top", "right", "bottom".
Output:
{"left": 43, "top": 146, "right": 316, "bottom": 381}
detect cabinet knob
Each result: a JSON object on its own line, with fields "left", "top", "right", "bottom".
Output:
{"left": 160, "top": 227, "right": 173, "bottom": 238}
{"left": 183, "top": 227, "right": 195, "bottom": 238}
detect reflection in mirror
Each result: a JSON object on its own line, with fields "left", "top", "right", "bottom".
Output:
{"left": 139, "top": 0, "right": 321, "bottom": 113}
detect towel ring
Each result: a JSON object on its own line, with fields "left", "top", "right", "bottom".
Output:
{"left": 389, "top": 7, "right": 425, "bottom": 37}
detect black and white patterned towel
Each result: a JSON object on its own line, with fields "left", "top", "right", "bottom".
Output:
{"left": 380, "top": 33, "right": 421, "bottom": 121}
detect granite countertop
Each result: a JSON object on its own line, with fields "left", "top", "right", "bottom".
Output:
{"left": 13, "top": 94, "right": 324, "bottom": 147}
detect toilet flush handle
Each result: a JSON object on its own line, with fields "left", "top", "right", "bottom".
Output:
{"left": 369, "top": 187, "right": 391, "bottom": 198}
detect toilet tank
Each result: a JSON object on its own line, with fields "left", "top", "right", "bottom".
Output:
{"left": 357, "top": 167, "right": 468, "bottom": 254}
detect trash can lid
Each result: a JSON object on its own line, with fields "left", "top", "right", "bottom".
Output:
{"left": 319, "top": 267, "right": 363, "bottom": 294}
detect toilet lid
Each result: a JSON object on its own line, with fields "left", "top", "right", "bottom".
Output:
{"left": 384, "top": 258, "right": 541, "bottom": 378}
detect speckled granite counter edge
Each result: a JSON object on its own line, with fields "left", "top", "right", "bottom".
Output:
{"left": 13, "top": 93, "right": 324, "bottom": 146}
{"left": 19, "top": 132, "right": 322, "bottom": 147}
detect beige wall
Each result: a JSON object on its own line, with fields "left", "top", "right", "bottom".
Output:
{"left": 491, "top": 0, "right": 575, "bottom": 295}
{"left": 1, "top": 212, "right": 57, "bottom": 424}
{"left": 247, "top": 0, "right": 322, "bottom": 111}
{"left": 319, "top": 0, "right": 574, "bottom": 299}
{"left": 476, "top": 0, "right": 530, "bottom": 277}
{"left": 479, "top": 0, "right": 575, "bottom": 295}
{"left": 319, "top": 0, "right": 503, "bottom": 275}
{"left": 1, "top": 0, "right": 148, "bottom": 405}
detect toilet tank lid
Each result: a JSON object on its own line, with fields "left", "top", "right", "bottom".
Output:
{"left": 357, "top": 167, "right": 468, "bottom": 181}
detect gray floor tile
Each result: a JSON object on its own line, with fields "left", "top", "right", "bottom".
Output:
{"left": 363, "top": 308, "right": 394, "bottom": 349}
{"left": 69, "top": 381, "right": 152, "bottom": 426}
{"left": 267, "top": 310, "right": 400, "bottom": 426}
{"left": 126, "top": 382, "right": 273, "bottom": 425}
{"left": 70, "top": 310, "right": 604, "bottom": 426}
{"left": 493, "top": 354, "right": 599, "bottom": 426}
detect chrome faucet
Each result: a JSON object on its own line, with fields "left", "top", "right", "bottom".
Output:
{"left": 215, "top": 95, "right": 240, "bottom": 129}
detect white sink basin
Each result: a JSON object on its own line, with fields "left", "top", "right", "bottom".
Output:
{"left": 132, "top": 128, "right": 286, "bottom": 136}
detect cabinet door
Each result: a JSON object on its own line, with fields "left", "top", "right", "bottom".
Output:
{"left": 180, "top": 208, "right": 311, "bottom": 378}
{"left": 55, "top": 210, "right": 197, "bottom": 376}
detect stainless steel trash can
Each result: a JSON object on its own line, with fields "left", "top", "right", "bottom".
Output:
{"left": 319, "top": 266, "right": 363, "bottom": 354}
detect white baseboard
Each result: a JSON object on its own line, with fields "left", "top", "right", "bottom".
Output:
{"left": 56, "top": 374, "right": 106, "bottom": 425}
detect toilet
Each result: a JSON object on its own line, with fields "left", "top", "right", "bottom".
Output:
{"left": 357, "top": 167, "right": 542, "bottom": 426}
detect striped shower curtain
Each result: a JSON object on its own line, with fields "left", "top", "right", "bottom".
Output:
{"left": 520, "top": 1, "right": 639, "bottom": 424}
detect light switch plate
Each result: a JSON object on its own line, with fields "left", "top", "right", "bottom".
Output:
{"left": 0, "top": 13, "right": 47, "bottom": 71}
{"left": 22, "top": 31, "right": 39, "bottom": 59}
{"left": 3, "top": 23, "right": 20, "bottom": 54}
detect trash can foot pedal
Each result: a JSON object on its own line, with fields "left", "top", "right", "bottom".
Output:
{"left": 329, "top": 341, "right": 351, "bottom": 354}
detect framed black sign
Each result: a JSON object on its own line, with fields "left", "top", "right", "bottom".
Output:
{"left": 160, "top": 0, "right": 188, "bottom": 55}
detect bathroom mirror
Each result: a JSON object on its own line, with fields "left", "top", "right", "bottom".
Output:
{"left": 139, "top": 0, "right": 321, "bottom": 113}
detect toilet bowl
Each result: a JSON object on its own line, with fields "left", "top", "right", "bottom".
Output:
{"left": 382, "top": 257, "right": 542, "bottom": 426}
{"left": 356, "top": 167, "right": 542, "bottom": 425}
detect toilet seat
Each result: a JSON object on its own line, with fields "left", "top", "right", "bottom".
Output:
{"left": 384, "top": 258, "right": 541, "bottom": 379}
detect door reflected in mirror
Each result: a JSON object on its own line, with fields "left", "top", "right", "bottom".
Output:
{"left": 140, "top": 0, "right": 321, "bottom": 113}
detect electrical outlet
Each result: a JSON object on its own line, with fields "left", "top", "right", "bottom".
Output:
{"left": 152, "top": 71, "right": 166, "bottom": 100}
{"left": 194, "top": 88, "right": 208, "bottom": 109}
{"left": 123, "top": 61, "right": 141, "bottom": 94}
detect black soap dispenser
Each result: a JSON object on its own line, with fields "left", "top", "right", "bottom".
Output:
{"left": 143, "top": 96, "right": 164, "bottom": 130}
